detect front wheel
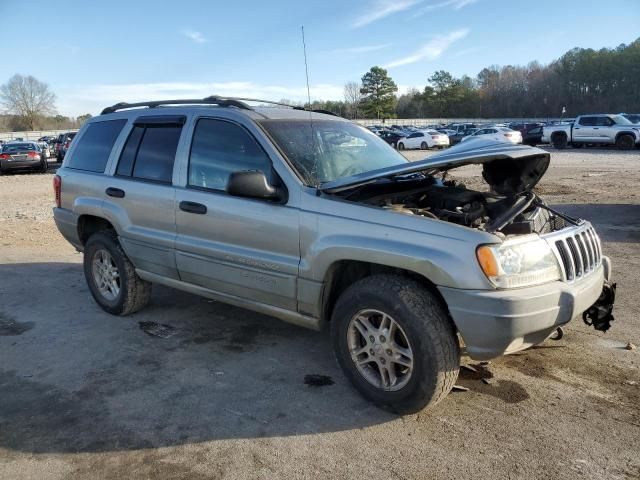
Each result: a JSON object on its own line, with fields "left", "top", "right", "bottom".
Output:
{"left": 331, "top": 275, "right": 460, "bottom": 413}
{"left": 397, "top": 142, "right": 405, "bottom": 151}
{"left": 84, "top": 231, "right": 152, "bottom": 315}
{"left": 420, "top": 141, "right": 428, "bottom": 150}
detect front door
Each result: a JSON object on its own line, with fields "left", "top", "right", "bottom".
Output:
{"left": 174, "top": 117, "right": 300, "bottom": 311}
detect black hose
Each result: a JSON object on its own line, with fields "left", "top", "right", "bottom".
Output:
{"left": 485, "top": 192, "right": 535, "bottom": 233}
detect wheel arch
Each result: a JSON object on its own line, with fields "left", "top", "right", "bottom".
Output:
{"left": 77, "top": 214, "right": 116, "bottom": 245}
{"left": 320, "top": 259, "right": 451, "bottom": 326}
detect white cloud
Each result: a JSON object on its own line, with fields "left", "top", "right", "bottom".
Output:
{"left": 417, "top": 0, "right": 478, "bottom": 14}
{"left": 383, "top": 28, "right": 469, "bottom": 68}
{"left": 56, "top": 81, "right": 346, "bottom": 116}
{"left": 330, "top": 44, "right": 392, "bottom": 55}
{"left": 182, "top": 30, "right": 207, "bottom": 44}
{"left": 352, "top": 0, "right": 422, "bottom": 28}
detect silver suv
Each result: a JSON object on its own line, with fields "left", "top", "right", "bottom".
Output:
{"left": 53, "top": 97, "right": 616, "bottom": 412}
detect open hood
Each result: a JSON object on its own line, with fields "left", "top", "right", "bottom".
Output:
{"left": 320, "top": 139, "right": 550, "bottom": 195}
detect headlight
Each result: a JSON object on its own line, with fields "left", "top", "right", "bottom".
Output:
{"left": 476, "top": 236, "right": 561, "bottom": 288}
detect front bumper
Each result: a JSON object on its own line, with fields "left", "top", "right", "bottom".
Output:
{"left": 439, "top": 259, "right": 611, "bottom": 360}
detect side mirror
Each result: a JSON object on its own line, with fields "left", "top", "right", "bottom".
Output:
{"left": 226, "top": 170, "right": 283, "bottom": 202}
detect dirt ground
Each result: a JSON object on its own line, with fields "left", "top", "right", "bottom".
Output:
{"left": 1, "top": 147, "right": 639, "bottom": 480}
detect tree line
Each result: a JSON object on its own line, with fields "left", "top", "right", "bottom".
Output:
{"left": 333, "top": 37, "right": 640, "bottom": 119}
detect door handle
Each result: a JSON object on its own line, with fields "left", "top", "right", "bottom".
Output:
{"left": 179, "top": 201, "right": 207, "bottom": 215}
{"left": 106, "top": 187, "right": 125, "bottom": 198}
{"left": 593, "top": 127, "right": 599, "bottom": 130}
{"left": 574, "top": 127, "right": 580, "bottom": 130}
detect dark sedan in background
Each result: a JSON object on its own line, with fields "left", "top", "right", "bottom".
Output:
{"left": 0, "top": 142, "right": 48, "bottom": 174}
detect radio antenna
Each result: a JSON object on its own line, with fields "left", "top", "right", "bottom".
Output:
{"left": 301, "top": 25, "right": 312, "bottom": 109}
{"left": 301, "top": 25, "right": 320, "bottom": 185}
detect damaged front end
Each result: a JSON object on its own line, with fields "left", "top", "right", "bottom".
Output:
{"left": 321, "top": 139, "right": 616, "bottom": 332}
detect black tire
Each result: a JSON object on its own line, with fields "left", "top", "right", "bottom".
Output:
{"left": 571, "top": 142, "right": 583, "bottom": 148}
{"left": 83, "top": 230, "right": 152, "bottom": 316}
{"left": 420, "top": 141, "right": 428, "bottom": 150}
{"left": 552, "top": 134, "right": 567, "bottom": 149}
{"left": 616, "top": 134, "right": 635, "bottom": 150}
{"left": 331, "top": 274, "right": 460, "bottom": 413}
{"left": 398, "top": 142, "right": 405, "bottom": 151}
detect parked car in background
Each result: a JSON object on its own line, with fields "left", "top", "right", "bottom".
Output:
{"left": 461, "top": 127, "right": 522, "bottom": 144}
{"left": 56, "top": 132, "right": 77, "bottom": 162}
{"left": 397, "top": 130, "right": 450, "bottom": 150}
{"left": 543, "top": 114, "right": 639, "bottom": 150}
{"left": 447, "top": 124, "right": 478, "bottom": 145}
{"left": 0, "top": 141, "right": 48, "bottom": 174}
{"left": 521, "top": 125, "right": 544, "bottom": 146}
{"left": 378, "top": 129, "right": 404, "bottom": 149}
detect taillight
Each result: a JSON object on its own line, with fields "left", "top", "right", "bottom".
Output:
{"left": 27, "top": 151, "right": 40, "bottom": 158}
{"left": 504, "top": 133, "right": 513, "bottom": 137}
{"left": 65, "top": 141, "right": 71, "bottom": 149}
{"left": 431, "top": 135, "right": 438, "bottom": 139}
{"left": 53, "top": 175, "right": 61, "bottom": 208}
{"left": 0, "top": 153, "right": 10, "bottom": 160}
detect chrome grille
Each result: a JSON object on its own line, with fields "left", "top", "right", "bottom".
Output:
{"left": 546, "top": 223, "right": 602, "bottom": 282}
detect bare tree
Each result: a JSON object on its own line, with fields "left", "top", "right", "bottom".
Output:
{"left": 0, "top": 74, "right": 56, "bottom": 130}
{"left": 343, "top": 81, "right": 363, "bottom": 119}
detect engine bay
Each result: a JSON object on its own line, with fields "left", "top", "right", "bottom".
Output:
{"left": 340, "top": 175, "right": 567, "bottom": 235}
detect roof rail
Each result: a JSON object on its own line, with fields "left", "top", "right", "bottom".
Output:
{"left": 100, "top": 95, "right": 317, "bottom": 115}
{"left": 100, "top": 96, "right": 253, "bottom": 115}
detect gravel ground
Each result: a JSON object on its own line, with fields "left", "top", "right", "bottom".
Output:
{"left": 0, "top": 147, "right": 639, "bottom": 479}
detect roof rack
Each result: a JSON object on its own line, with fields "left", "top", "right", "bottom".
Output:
{"left": 100, "top": 95, "right": 314, "bottom": 115}
{"left": 100, "top": 96, "right": 254, "bottom": 115}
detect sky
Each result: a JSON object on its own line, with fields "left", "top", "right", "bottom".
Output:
{"left": 1, "top": 0, "right": 638, "bottom": 116}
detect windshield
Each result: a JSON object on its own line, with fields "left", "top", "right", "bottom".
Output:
{"left": 259, "top": 120, "right": 408, "bottom": 186}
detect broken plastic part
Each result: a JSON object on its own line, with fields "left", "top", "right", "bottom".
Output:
{"left": 582, "top": 281, "right": 616, "bottom": 332}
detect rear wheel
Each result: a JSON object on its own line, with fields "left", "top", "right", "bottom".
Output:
{"left": 84, "top": 231, "right": 152, "bottom": 316}
{"left": 331, "top": 275, "right": 460, "bottom": 413}
{"left": 420, "top": 141, "right": 428, "bottom": 150}
{"left": 616, "top": 134, "right": 635, "bottom": 150}
{"left": 552, "top": 133, "right": 568, "bottom": 149}
{"left": 398, "top": 142, "right": 405, "bottom": 151}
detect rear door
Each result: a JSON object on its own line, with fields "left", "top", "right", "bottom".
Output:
{"left": 174, "top": 117, "right": 300, "bottom": 311}
{"left": 103, "top": 115, "right": 185, "bottom": 279}
{"left": 574, "top": 116, "right": 596, "bottom": 142}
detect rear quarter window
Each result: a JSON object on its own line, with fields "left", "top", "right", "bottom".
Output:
{"left": 66, "top": 120, "right": 127, "bottom": 172}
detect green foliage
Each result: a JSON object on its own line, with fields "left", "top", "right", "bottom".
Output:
{"left": 360, "top": 66, "right": 398, "bottom": 119}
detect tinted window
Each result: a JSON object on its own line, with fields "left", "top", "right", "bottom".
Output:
{"left": 116, "top": 126, "right": 144, "bottom": 177}
{"left": 188, "top": 119, "right": 272, "bottom": 191}
{"left": 116, "top": 124, "right": 181, "bottom": 183}
{"left": 595, "top": 116, "right": 613, "bottom": 126}
{"left": 578, "top": 117, "right": 595, "bottom": 126}
{"left": 66, "top": 120, "right": 126, "bottom": 172}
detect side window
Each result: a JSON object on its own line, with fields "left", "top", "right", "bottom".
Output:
{"left": 66, "top": 119, "right": 126, "bottom": 172}
{"left": 578, "top": 117, "right": 594, "bottom": 126}
{"left": 116, "top": 124, "right": 182, "bottom": 183}
{"left": 596, "top": 116, "right": 613, "bottom": 126}
{"left": 188, "top": 118, "right": 273, "bottom": 192}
